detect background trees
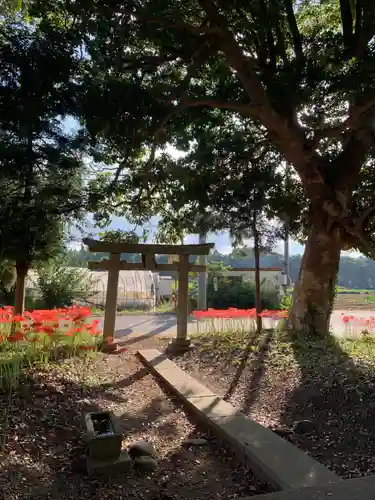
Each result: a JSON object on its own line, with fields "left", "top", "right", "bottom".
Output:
{"left": 0, "top": 18, "right": 87, "bottom": 312}
{"left": 45, "top": 0, "right": 375, "bottom": 335}
{"left": 2, "top": 1, "right": 375, "bottom": 335}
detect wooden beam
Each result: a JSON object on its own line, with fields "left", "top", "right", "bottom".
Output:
{"left": 88, "top": 261, "right": 207, "bottom": 272}
{"left": 176, "top": 254, "right": 189, "bottom": 342}
{"left": 83, "top": 238, "right": 214, "bottom": 255}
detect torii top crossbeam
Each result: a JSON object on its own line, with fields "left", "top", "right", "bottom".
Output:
{"left": 83, "top": 239, "right": 214, "bottom": 256}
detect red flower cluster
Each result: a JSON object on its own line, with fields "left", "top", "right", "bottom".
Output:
{"left": 341, "top": 313, "right": 375, "bottom": 328}
{"left": 192, "top": 308, "right": 288, "bottom": 320}
{"left": 0, "top": 306, "right": 101, "bottom": 345}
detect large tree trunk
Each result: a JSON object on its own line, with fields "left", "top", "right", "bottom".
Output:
{"left": 288, "top": 215, "right": 341, "bottom": 336}
{"left": 14, "top": 260, "right": 28, "bottom": 315}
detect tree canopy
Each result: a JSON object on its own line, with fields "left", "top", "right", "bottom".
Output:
{"left": 3, "top": 0, "right": 375, "bottom": 333}
{"left": 0, "top": 16, "right": 88, "bottom": 311}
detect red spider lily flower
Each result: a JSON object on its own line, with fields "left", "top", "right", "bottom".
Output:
{"left": 192, "top": 307, "right": 288, "bottom": 320}
{"left": 7, "top": 331, "right": 25, "bottom": 342}
{"left": 38, "top": 325, "right": 56, "bottom": 335}
{"left": 72, "top": 326, "right": 85, "bottom": 333}
{"left": 12, "top": 315, "right": 26, "bottom": 322}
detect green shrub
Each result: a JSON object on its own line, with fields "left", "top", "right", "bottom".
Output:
{"left": 207, "top": 279, "right": 280, "bottom": 310}
{"left": 37, "top": 265, "right": 94, "bottom": 309}
{"left": 280, "top": 293, "right": 292, "bottom": 310}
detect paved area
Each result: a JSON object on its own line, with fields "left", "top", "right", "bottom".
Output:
{"left": 137, "top": 348, "right": 340, "bottom": 491}
{"left": 95, "top": 309, "right": 375, "bottom": 343}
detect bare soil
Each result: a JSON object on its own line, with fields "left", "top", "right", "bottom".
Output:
{"left": 0, "top": 347, "right": 268, "bottom": 500}
{"left": 162, "top": 330, "right": 375, "bottom": 480}
{"left": 335, "top": 293, "right": 375, "bottom": 310}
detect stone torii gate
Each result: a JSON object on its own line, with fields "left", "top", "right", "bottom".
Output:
{"left": 83, "top": 239, "right": 214, "bottom": 351}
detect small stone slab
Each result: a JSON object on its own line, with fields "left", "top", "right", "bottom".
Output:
{"left": 128, "top": 440, "right": 155, "bottom": 458}
{"left": 137, "top": 349, "right": 340, "bottom": 491}
{"left": 241, "top": 474, "right": 375, "bottom": 500}
{"left": 293, "top": 420, "right": 316, "bottom": 435}
{"left": 133, "top": 455, "right": 158, "bottom": 472}
{"left": 86, "top": 450, "right": 132, "bottom": 477}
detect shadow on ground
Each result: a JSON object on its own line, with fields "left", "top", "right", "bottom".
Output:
{"left": 0, "top": 352, "right": 262, "bottom": 500}
{"left": 277, "top": 331, "right": 375, "bottom": 477}
{"left": 165, "top": 327, "right": 375, "bottom": 479}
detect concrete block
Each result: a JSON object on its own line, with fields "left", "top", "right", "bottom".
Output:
{"left": 210, "top": 414, "right": 339, "bottom": 490}
{"left": 185, "top": 395, "right": 241, "bottom": 419}
{"left": 138, "top": 349, "right": 215, "bottom": 397}
{"left": 137, "top": 349, "right": 174, "bottom": 373}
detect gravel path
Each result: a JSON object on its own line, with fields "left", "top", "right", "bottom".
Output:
{"left": 0, "top": 350, "right": 269, "bottom": 500}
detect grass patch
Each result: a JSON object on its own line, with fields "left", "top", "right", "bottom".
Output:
{"left": 190, "top": 327, "right": 375, "bottom": 375}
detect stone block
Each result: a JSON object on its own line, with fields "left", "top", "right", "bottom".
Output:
{"left": 133, "top": 456, "right": 158, "bottom": 472}
{"left": 84, "top": 411, "right": 122, "bottom": 461}
{"left": 86, "top": 450, "right": 132, "bottom": 477}
{"left": 128, "top": 440, "right": 156, "bottom": 458}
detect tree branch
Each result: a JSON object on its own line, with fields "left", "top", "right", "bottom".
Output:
{"left": 199, "top": 0, "right": 310, "bottom": 171}
{"left": 283, "top": 0, "right": 303, "bottom": 60}
{"left": 312, "top": 90, "right": 375, "bottom": 145}
{"left": 153, "top": 97, "right": 259, "bottom": 142}
{"left": 341, "top": 205, "right": 375, "bottom": 259}
{"left": 122, "top": 7, "right": 219, "bottom": 36}
{"left": 339, "top": 0, "right": 354, "bottom": 50}
{"left": 352, "top": 0, "right": 375, "bottom": 57}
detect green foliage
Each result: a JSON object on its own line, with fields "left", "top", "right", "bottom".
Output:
{"left": 0, "top": 260, "right": 16, "bottom": 303}
{"left": 280, "top": 293, "right": 292, "bottom": 311}
{"left": 0, "top": 17, "right": 88, "bottom": 272}
{"left": 207, "top": 279, "right": 280, "bottom": 310}
{"left": 98, "top": 229, "right": 149, "bottom": 244}
{"left": 37, "top": 264, "right": 94, "bottom": 309}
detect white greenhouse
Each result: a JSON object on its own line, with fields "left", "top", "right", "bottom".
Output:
{"left": 26, "top": 268, "right": 157, "bottom": 310}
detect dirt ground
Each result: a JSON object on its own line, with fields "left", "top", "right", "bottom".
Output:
{"left": 335, "top": 293, "right": 375, "bottom": 310}
{"left": 161, "top": 331, "right": 375, "bottom": 480}
{"left": 0, "top": 343, "right": 268, "bottom": 500}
